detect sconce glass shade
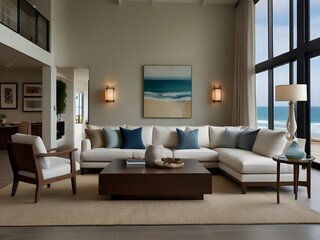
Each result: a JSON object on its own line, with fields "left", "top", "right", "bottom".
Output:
{"left": 212, "top": 85, "right": 222, "bottom": 102}
{"left": 105, "top": 86, "right": 115, "bottom": 102}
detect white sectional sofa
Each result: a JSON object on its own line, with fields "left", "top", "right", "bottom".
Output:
{"left": 80, "top": 124, "right": 305, "bottom": 193}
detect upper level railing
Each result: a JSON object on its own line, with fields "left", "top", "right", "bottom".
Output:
{"left": 0, "top": 0, "right": 49, "bottom": 51}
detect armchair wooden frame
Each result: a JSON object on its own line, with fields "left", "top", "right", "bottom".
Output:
{"left": 6, "top": 141, "right": 78, "bottom": 203}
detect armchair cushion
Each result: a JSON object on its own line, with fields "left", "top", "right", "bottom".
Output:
{"left": 12, "top": 133, "right": 50, "bottom": 169}
{"left": 18, "top": 157, "right": 80, "bottom": 180}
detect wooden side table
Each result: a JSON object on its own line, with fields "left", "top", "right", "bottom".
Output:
{"left": 272, "top": 155, "right": 315, "bottom": 204}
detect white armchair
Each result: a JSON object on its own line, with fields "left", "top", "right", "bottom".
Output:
{"left": 7, "top": 133, "right": 79, "bottom": 203}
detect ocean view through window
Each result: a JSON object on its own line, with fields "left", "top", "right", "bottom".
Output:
{"left": 255, "top": 0, "right": 320, "bottom": 158}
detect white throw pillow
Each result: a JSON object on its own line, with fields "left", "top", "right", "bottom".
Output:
{"left": 252, "top": 129, "right": 287, "bottom": 157}
{"left": 11, "top": 133, "right": 50, "bottom": 169}
{"left": 186, "top": 125, "right": 210, "bottom": 148}
{"left": 126, "top": 125, "right": 153, "bottom": 146}
{"left": 87, "top": 124, "right": 104, "bottom": 130}
{"left": 87, "top": 124, "right": 126, "bottom": 130}
{"left": 152, "top": 126, "right": 186, "bottom": 148}
{"left": 209, "top": 126, "right": 241, "bottom": 148}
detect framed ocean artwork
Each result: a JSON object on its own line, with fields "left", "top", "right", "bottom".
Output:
{"left": 143, "top": 65, "right": 192, "bottom": 118}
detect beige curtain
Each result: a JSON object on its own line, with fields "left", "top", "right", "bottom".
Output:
{"left": 232, "top": 0, "right": 257, "bottom": 128}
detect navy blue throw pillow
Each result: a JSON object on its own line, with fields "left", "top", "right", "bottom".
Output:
{"left": 119, "top": 127, "right": 145, "bottom": 149}
{"left": 176, "top": 128, "right": 200, "bottom": 149}
{"left": 237, "top": 128, "right": 260, "bottom": 151}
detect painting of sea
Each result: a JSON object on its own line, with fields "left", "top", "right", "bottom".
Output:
{"left": 144, "top": 65, "right": 192, "bottom": 118}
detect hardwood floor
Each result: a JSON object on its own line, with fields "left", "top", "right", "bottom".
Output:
{"left": 1, "top": 149, "right": 320, "bottom": 239}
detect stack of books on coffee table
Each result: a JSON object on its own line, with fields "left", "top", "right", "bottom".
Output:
{"left": 126, "top": 158, "right": 145, "bottom": 166}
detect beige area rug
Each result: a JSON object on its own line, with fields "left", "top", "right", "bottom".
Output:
{"left": 0, "top": 175, "right": 320, "bottom": 226}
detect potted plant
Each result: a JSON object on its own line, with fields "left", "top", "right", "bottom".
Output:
{"left": 56, "top": 79, "right": 67, "bottom": 121}
{"left": 56, "top": 79, "right": 67, "bottom": 139}
{"left": 0, "top": 113, "right": 6, "bottom": 125}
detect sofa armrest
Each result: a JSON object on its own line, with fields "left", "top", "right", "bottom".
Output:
{"left": 81, "top": 138, "right": 92, "bottom": 152}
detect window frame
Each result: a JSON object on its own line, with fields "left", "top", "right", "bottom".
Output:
{"left": 255, "top": 0, "right": 320, "bottom": 160}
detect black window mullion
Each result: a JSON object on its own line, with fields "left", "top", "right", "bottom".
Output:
{"left": 268, "top": 69, "right": 274, "bottom": 130}
{"left": 268, "top": 0, "right": 274, "bottom": 129}
{"left": 296, "top": 0, "right": 309, "bottom": 154}
{"left": 268, "top": 0, "right": 273, "bottom": 60}
{"left": 289, "top": 0, "right": 294, "bottom": 51}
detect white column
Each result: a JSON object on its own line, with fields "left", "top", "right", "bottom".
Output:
{"left": 42, "top": 66, "right": 57, "bottom": 148}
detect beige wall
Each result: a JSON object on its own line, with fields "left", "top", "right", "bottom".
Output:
{"left": 53, "top": 0, "right": 235, "bottom": 126}
{"left": 0, "top": 68, "right": 42, "bottom": 123}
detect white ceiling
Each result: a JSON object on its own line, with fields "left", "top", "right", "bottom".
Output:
{"left": 0, "top": 43, "right": 44, "bottom": 70}
{"left": 118, "top": 0, "right": 238, "bottom": 5}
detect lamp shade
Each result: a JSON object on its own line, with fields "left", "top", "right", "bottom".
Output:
{"left": 105, "top": 86, "right": 115, "bottom": 102}
{"left": 275, "top": 84, "right": 307, "bottom": 102}
{"left": 212, "top": 85, "right": 222, "bottom": 102}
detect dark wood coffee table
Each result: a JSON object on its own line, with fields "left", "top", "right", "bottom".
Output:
{"left": 99, "top": 159, "right": 212, "bottom": 200}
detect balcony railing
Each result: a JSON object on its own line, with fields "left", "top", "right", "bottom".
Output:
{"left": 0, "top": 0, "right": 49, "bottom": 51}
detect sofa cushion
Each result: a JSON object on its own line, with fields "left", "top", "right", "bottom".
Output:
{"left": 85, "top": 129, "right": 105, "bottom": 148}
{"left": 126, "top": 125, "right": 153, "bottom": 146}
{"left": 176, "top": 128, "right": 200, "bottom": 149}
{"left": 209, "top": 126, "right": 241, "bottom": 148}
{"left": 12, "top": 133, "right": 50, "bottom": 169}
{"left": 252, "top": 129, "right": 286, "bottom": 157}
{"left": 152, "top": 126, "right": 186, "bottom": 148}
{"left": 173, "top": 148, "right": 219, "bottom": 162}
{"left": 219, "top": 128, "right": 243, "bottom": 148}
{"left": 120, "top": 127, "right": 145, "bottom": 149}
{"left": 103, "top": 128, "right": 121, "bottom": 148}
{"left": 186, "top": 125, "right": 210, "bottom": 148}
{"left": 132, "top": 148, "right": 173, "bottom": 159}
{"left": 215, "top": 148, "right": 293, "bottom": 174}
{"left": 81, "top": 148, "right": 133, "bottom": 162}
{"left": 237, "top": 128, "right": 260, "bottom": 151}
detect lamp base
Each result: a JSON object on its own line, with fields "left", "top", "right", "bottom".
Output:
{"left": 286, "top": 101, "right": 297, "bottom": 141}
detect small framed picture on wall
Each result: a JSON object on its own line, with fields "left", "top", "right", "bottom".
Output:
{"left": 0, "top": 83, "right": 18, "bottom": 109}
{"left": 23, "top": 97, "right": 42, "bottom": 112}
{"left": 23, "top": 83, "right": 42, "bottom": 97}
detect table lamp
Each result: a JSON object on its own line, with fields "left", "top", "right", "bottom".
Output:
{"left": 275, "top": 84, "right": 307, "bottom": 140}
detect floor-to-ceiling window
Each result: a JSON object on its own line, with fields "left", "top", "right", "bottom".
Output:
{"left": 310, "top": 56, "right": 320, "bottom": 164}
{"left": 255, "top": 0, "right": 320, "bottom": 167}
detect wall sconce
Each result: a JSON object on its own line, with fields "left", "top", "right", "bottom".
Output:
{"left": 212, "top": 85, "right": 222, "bottom": 102}
{"left": 105, "top": 85, "right": 115, "bottom": 102}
